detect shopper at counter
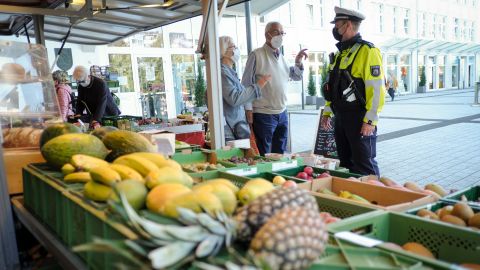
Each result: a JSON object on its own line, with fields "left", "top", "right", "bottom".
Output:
{"left": 241, "top": 21, "right": 307, "bottom": 155}
{"left": 320, "top": 6, "right": 385, "bottom": 176}
{"left": 52, "top": 70, "right": 73, "bottom": 121}
{"left": 72, "top": 65, "right": 120, "bottom": 129}
{"left": 219, "top": 36, "right": 271, "bottom": 142}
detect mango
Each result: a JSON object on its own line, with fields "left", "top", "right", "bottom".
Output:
{"left": 468, "top": 213, "right": 480, "bottom": 228}
{"left": 441, "top": 214, "right": 466, "bottom": 226}
{"left": 451, "top": 202, "right": 474, "bottom": 222}
{"left": 197, "top": 179, "right": 239, "bottom": 194}
{"left": 402, "top": 242, "right": 435, "bottom": 259}
{"left": 145, "top": 167, "right": 193, "bottom": 189}
{"left": 237, "top": 178, "right": 274, "bottom": 205}
{"left": 193, "top": 183, "right": 237, "bottom": 215}
{"left": 272, "top": 175, "right": 286, "bottom": 185}
{"left": 84, "top": 181, "right": 112, "bottom": 202}
{"left": 146, "top": 183, "right": 191, "bottom": 213}
{"left": 163, "top": 191, "right": 223, "bottom": 218}
{"left": 61, "top": 163, "right": 76, "bottom": 176}
{"left": 424, "top": 183, "right": 448, "bottom": 197}
{"left": 110, "top": 180, "right": 148, "bottom": 210}
{"left": 416, "top": 209, "right": 439, "bottom": 220}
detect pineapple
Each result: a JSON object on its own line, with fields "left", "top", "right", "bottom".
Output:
{"left": 249, "top": 207, "right": 328, "bottom": 270}
{"left": 235, "top": 187, "right": 319, "bottom": 242}
{"left": 76, "top": 186, "right": 326, "bottom": 270}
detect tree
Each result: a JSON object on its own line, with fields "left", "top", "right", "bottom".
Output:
{"left": 307, "top": 68, "right": 317, "bottom": 96}
{"left": 194, "top": 61, "right": 206, "bottom": 107}
{"left": 419, "top": 66, "right": 426, "bottom": 87}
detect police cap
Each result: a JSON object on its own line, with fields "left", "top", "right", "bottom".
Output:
{"left": 330, "top": 6, "right": 366, "bottom": 24}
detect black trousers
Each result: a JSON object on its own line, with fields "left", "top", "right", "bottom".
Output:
{"left": 388, "top": 88, "right": 395, "bottom": 101}
{"left": 334, "top": 110, "right": 380, "bottom": 176}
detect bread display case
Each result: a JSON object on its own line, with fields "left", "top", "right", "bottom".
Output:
{"left": 0, "top": 40, "right": 61, "bottom": 194}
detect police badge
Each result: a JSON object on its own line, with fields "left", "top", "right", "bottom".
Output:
{"left": 370, "top": 65, "right": 380, "bottom": 77}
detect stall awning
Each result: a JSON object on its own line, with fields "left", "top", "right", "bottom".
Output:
{"left": 380, "top": 37, "right": 480, "bottom": 54}
{"left": 0, "top": 0, "right": 288, "bottom": 45}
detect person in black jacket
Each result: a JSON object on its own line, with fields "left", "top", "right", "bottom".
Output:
{"left": 72, "top": 65, "right": 120, "bottom": 129}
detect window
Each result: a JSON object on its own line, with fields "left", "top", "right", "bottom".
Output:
{"left": 132, "top": 29, "right": 163, "bottom": 48}
{"left": 431, "top": 14, "right": 436, "bottom": 38}
{"left": 109, "top": 38, "right": 129, "bottom": 47}
{"left": 379, "top": 4, "right": 384, "bottom": 33}
{"left": 356, "top": 0, "right": 362, "bottom": 10}
{"left": 403, "top": 9, "right": 409, "bottom": 34}
{"left": 441, "top": 16, "right": 446, "bottom": 39}
{"left": 319, "top": 0, "right": 324, "bottom": 27}
{"left": 438, "top": 56, "right": 445, "bottom": 89}
{"left": 463, "top": 20, "right": 468, "bottom": 40}
{"left": 108, "top": 54, "right": 134, "bottom": 92}
{"left": 455, "top": 18, "right": 459, "bottom": 39}
{"left": 166, "top": 20, "right": 193, "bottom": 48}
{"left": 172, "top": 55, "right": 195, "bottom": 113}
{"left": 471, "top": 21, "right": 475, "bottom": 41}
{"left": 306, "top": 4, "right": 314, "bottom": 24}
{"left": 393, "top": 7, "right": 396, "bottom": 34}
{"left": 422, "top": 13, "right": 426, "bottom": 37}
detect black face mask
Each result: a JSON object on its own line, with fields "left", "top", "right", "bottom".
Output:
{"left": 332, "top": 26, "right": 343, "bottom": 41}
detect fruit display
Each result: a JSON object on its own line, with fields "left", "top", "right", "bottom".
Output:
{"left": 182, "top": 162, "right": 225, "bottom": 172}
{"left": 226, "top": 155, "right": 270, "bottom": 165}
{"left": 415, "top": 202, "right": 480, "bottom": 230}
{"left": 348, "top": 175, "right": 450, "bottom": 199}
{"left": 237, "top": 178, "right": 274, "bottom": 205}
{"left": 318, "top": 188, "right": 371, "bottom": 204}
{"left": 76, "top": 186, "right": 329, "bottom": 270}
{"left": 295, "top": 166, "right": 331, "bottom": 181}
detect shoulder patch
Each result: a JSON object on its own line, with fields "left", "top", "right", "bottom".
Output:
{"left": 370, "top": 65, "right": 381, "bottom": 77}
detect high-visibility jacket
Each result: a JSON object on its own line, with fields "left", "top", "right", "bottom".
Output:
{"left": 323, "top": 36, "right": 385, "bottom": 126}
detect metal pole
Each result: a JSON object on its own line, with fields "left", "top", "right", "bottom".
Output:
{"left": 203, "top": 0, "right": 225, "bottom": 149}
{"left": 244, "top": 1, "right": 253, "bottom": 54}
{"left": 0, "top": 147, "right": 20, "bottom": 270}
{"left": 300, "top": 44, "right": 305, "bottom": 110}
{"left": 33, "top": 15, "right": 45, "bottom": 45}
{"left": 475, "top": 82, "right": 480, "bottom": 105}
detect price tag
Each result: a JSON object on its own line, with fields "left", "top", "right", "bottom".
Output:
{"left": 333, "top": 231, "right": 383, "bottom": 248}
{"left": 272, "top": 160, "right": 298, "bottom": 171}
{"left": 227, "top": 167, "right": 258, "bottom": 176}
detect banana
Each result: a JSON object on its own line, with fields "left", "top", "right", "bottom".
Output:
{"left": 61, "top": 163, "right": 76, "bottom": 176}
{"left": 89, "top": 166, "right": 121, "bottom": 186}
{"left": 83, "top": 181, "right": 112, "bottom": 202}
{"left": 113, "top": 155, "right": 160, "bottom": 177}
{"left": 109, "top": 164, "right": 144, "bottom": 183}
{"left": 319, "top": 188, "right": 337, "bottom": 196}
{"left": 71, "top": 154, "right": 109, "bottom": 171}
{"left": 349, "top": 194, "right": 371, "bottom": 204}
{"left": 63, "top": 172, "right": 91, "bottom": 183}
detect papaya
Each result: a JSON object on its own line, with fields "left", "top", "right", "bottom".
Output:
{"left": 39, "top": 123, "right": 81, "bottom": 148}
{"left": 41, "top": 133, "right": 108, "bottom": 169}
{"left": 102, "top": 130, "right": 155, "bottom": 161}
{"left": 90, "top": 126, "right": 118, "bottom": 140}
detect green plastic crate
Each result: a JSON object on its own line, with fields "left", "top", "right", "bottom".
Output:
{"left": 442, "top": 186, "right": 480, "bottom": 211}
{"left": 274, "top": 165, "right": 361, "bottom": 180}
{"left": 243, "top": 172, "right": 309, "bottom": 184}
{"left": 23, "top": 164, "right": 138, "bottom": 270}
{"left": 327, "top": 210, "right": 480, "bottom": 267}
{"left": 312, "top": 245, "right": 451, "bottom": 269}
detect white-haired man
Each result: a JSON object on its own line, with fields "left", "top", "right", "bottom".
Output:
{"left": 72, "top": 65, "right": 120, "bottom": 129}
{"left": 241, "top": 21, "right": 307, "bottom": 155}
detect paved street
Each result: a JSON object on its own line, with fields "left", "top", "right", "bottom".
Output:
{"left": 288, "top": 88, "right": 480, "bottom": 190}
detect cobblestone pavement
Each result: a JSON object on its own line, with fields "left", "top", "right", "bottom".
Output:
{"left": 289, "top": 89, "right": 480, "bottom": 190}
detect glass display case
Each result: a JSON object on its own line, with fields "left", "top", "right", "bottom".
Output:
{"left": 0, "top": 40, "right": 61, "bottom": 149}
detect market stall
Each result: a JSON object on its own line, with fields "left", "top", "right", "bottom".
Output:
{"left": 1, "top": 1, "right": 480, "bottom": 270}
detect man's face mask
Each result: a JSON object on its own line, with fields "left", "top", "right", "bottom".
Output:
{"left": 332, "top": 22, "right": 347, "bottom": 41}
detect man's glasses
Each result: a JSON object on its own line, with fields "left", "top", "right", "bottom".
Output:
{"left": 270, "top": 30, "right": 286, "bottom": 36}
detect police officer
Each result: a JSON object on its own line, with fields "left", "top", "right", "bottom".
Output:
{"left": 321, "top": 6, "right": 385, "bottom": 176}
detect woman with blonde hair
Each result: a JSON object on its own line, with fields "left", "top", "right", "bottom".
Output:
{"left": 52, "top": 70, "right": 73, "bottom": 121}
{"left": 219, "top": 35, "right": 271, "bottom": 142}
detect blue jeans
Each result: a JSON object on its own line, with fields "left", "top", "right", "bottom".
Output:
{"left": 252, "top": 110, "right": 288, "bottom": 156}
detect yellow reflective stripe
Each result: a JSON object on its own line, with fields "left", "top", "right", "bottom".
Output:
{"left": 364, "top": 79, "right": 384, "bottom": 123}
{"left": 323, "top": 102, "right": 333, "bottom": 116}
